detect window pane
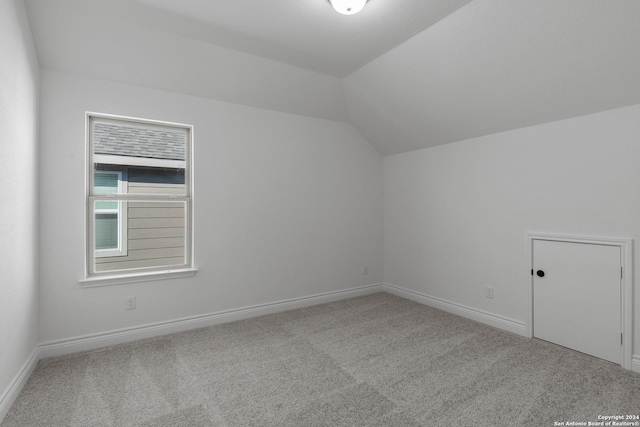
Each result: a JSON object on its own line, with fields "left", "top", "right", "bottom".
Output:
{"left": 93, "top": 122, "right": 186, "bottom": 196}
{"left": 95, "top": 200, "right": 118, "bottom": 210}
{"left": 127, "top": 167, "right": 185, "bottom": 196}
{"left": 94, "top": 122, "right": 185, "bottom": 161}
{"left": 94, "top": 171, "right": 119, "bottom": 194}
{"left": 95, "top": 213, "right": 118, "bottom": 250}
{"left": 95, "top": 201, "right": 186, "bottom": 273}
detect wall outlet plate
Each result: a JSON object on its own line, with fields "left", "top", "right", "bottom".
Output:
{"left": 485, "top": 286, "right": 494, "bottom": 299}
{"left": 125, "top": 295, "right": 136, "bottom": 310}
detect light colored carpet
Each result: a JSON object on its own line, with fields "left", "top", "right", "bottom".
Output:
{"left": 2, "top": 293, "right": 639, "bottom": 426}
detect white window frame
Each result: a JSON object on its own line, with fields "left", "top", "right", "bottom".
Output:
{"left": 83, "top": 112, "right": 196, "bottom": 286}
{"left": 94, "top": 170, "right": 128, "bottom": 258}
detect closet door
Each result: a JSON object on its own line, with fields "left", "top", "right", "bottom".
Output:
{"left": 533, "top": 239, "right": 621, "bottom": 364}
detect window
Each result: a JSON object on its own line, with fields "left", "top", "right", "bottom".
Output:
{"left": 86, "top": 113, "right": 194, "bottom": 282}
{"left": 94, "top": 170, "right": 127, "bottom": 257}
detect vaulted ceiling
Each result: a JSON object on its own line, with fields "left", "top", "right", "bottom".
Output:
{"left": 130, "top": 0, "right": 473, "bottom": 77}
{"left": 25, "top": 0, "right": 640, "bottom": 155}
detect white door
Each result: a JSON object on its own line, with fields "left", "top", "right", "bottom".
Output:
{"left": 533, "top": 239, "right": 621, "bottom": 364}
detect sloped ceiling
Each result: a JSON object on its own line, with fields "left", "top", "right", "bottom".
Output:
{"left": 24, "top": 0, "right": 354, "bottom": 122}
{"left": 25, "top": 0, "right": 640, "bottom": 155}
{"left": 130, "top": 0, "right": 473, "bottom": 77}
{"left": 345, "top": 0, "right": 640, "bottom": 155}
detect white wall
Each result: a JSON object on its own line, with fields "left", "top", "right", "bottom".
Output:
{"left": 384, "top": 103, "right": 640, "bottom": 357}
{"left": 0, "top": 0, "right": 39, "bottom": 412}
{"left": 38, "top": 70, "right": 383, "bottom": 344}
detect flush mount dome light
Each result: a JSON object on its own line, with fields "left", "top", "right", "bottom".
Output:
{"left": 328, "top": 0, "right": 368, "bottom": 15}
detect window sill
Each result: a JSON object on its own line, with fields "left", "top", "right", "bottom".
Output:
{"left": 79, "top": 267, "right": 198, "bottom": 288}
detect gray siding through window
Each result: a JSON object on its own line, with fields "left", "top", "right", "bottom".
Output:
{"left": 95, "top": 179, "right": 186, "bottom": 272}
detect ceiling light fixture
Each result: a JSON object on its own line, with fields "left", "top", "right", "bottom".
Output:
{"left": 328, "top": 0, "right": 368, "bottom": 15}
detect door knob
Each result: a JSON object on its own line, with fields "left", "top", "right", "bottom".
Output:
{"left": 536, "top": 270, "right": 545, "bottom": 277}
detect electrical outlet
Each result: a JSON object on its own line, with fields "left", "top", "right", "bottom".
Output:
{"left": 125, "top": 295, "right": 136, "bottom": 310}
{"left": 364, "top": 265, "right": 369, "bottom": 275}
{"left": 485, "top": 286, "right": 494, "bottom": 299}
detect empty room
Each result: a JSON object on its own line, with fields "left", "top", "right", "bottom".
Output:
{"left": 1, "top": 0, "right": 640, "bottom": 425}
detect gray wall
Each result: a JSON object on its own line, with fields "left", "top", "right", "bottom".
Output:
{"left": 0, "top": 0, "right": 39, "bottom": 416}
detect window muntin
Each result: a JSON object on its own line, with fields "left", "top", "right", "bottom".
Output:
{"left": 87, "top": 114, "right": 193, "bottom": 278}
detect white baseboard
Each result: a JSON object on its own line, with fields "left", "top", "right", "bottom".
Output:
{"left": 39, "top": 283, "right": 385, "bottom": 359}
{"left": 0, "top": 347, "right": 39, "bottom": 423}
{"left": 383, "top": 283, "right": 526, "bottom": 336}
{"left": 632, "top": 355, "right": 640, "bottom": 374}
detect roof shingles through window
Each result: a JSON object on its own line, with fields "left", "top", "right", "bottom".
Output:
{"left": 94, "top": 123, "right": 185, "bottom": 161}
